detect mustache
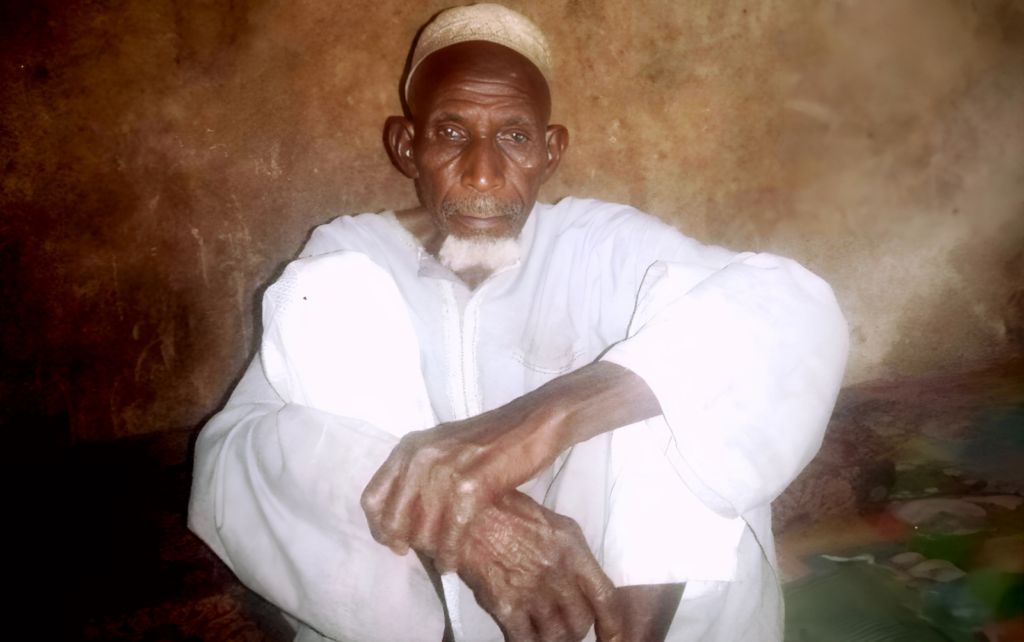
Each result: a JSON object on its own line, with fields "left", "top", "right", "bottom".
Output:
{"left": 441, "top": 195, "right": 523, "bottom": 220}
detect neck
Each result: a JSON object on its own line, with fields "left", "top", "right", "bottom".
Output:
{"left": 395, "top": 207, "right": 445, "bottom": 255}
{"left": 453, "top": 265, "right": 494, "bottom": 290}
{"left": 394, "top": 208, "right": 519, "bottom": 290}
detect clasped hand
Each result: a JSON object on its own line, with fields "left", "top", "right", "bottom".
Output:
{"left": 457, "top": 492, "right": 623, "bottom": 642}
{"left": 360, "top": 405, "right": 624, "bottom": 641}
{"left": 360, "top": 401, "right": 559, "bottom": 570}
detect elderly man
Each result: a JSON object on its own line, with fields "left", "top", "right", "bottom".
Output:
{"left": 188, "top": 5, "right": 848, "bottom": 642}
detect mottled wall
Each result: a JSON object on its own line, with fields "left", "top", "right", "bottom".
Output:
{"left": 2, "top": 0, "right": 1022, "bottom": 443}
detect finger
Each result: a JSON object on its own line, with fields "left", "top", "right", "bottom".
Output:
{"left": 407, "top": 491, "right": 446, "bottom": 555}
{"left": 360, "top": 451, "right": 398, "bottom": 517}
{"left": 434, "top": 478, "right": 484, "bottom": 571}
{"left": 495, "top": 606, "right": 537, "bottom": 642}
{"left": 530, "top": 599, "right": 581, "bottom": 642}
{"left": 363, "top": 443, "right": 421, "bottom": 554}
{"left": 417, "top": 463, "right": 469, "bottom": 562}
{"left": 380, "top": 433, "right": 454, "bottom": 554}
{"left": 378, "top": 470, "right": 423, "bottom": 555}
{"left": 554, "top": 592, "right": 596, "bottom": 642}
{"left": 360, "top": 456, "right": 402, "bottom": 547}
{"left": 537, "top": 559, "right": 597, "bottom": 642}
{"left": 572, "top": 551, "right": 622, "bottom": 642}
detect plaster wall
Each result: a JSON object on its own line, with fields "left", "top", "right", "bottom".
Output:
{"left": 1, "top": 0, "right": 1022, "bottom": 442}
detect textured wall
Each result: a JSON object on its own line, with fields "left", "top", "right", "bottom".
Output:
{"left": 2, "top": 0, "right": 1022, "bottom": 443}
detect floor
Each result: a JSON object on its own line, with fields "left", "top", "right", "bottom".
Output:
{"left": 47, "top": 358, "right": 1023, "bottom": 641}
{"left": 776, "top": 359, "right": 1024, "bottom": 641}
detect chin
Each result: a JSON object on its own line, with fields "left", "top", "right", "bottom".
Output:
{"left": 448, "top": 223, "right": 517, "bottom": 241}
{"left": 438, "top": 233, "right": 520, "bottom": 273}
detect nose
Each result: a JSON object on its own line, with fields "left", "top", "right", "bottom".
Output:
{"left": 461, "top": 138, "right": 505, "bottom": 193}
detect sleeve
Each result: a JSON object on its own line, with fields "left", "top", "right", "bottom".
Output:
{"left": 187, "top": 248, "right": 448, "bottom": 642}
{"left": 601, "top": 251, "right": 849, "bottom": 519}
{"left": 187, "top": 361, "right": 446, "bottom": 642}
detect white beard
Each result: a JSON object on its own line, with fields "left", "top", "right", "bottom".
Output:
{"left": 438, "top": 235, "right": 520, "bottom": 274}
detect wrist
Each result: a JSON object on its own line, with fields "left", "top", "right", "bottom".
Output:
{"left": 466, "top": 362, "right": 662, "bottom": 490}
{"left": 489, "top": 389, "right": 573, "bottom": 481}
{"left": 529, "top": 361, "right": 662, "bottom": 450}
{"left": 522, "top": 388, "right": 576, "bottom": 464}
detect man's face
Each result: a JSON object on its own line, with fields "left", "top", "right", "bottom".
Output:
{"left": 405, "top": 42, "right": 556, "bottom": 241}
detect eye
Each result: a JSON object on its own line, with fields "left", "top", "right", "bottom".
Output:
{"left": 440, "top": 126, "right": 462, "bottom": 140}
{"left": 506, "top": 131, "right": 528, "bottom": 144}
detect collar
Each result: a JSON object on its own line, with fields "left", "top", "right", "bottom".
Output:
{"left": 377, "top": 205, "right": 542, "bottom": 285}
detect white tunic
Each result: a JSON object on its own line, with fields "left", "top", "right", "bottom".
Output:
{"left": 188, "top": 197, "right": 849, "bottom": 641}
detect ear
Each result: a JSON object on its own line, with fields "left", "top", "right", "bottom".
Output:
{"left": 384, "top": 116, "right": 418, "bottom": 179}
{"left": 541, "top": 124, "right": 569, "bottom": 184}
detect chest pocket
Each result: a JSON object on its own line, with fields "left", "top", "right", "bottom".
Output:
{"left": 506, "top": 262, "right": 594, "bottom": 390}
{"left": 513, "top": 328, "right": 587, "bottom": 390}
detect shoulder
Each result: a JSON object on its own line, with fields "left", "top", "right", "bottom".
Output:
{"left": 537, "top": 197, "right": 662, "bottom": 233}
{"left": 534, "top": 197, "right": 733, "bottom": 266}
{"left": 299, "top": 211, "right": 416, "bottom": 259}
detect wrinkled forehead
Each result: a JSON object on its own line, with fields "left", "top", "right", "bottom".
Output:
{"left": 406, "top": 41, "right": 551, "bottom": 122}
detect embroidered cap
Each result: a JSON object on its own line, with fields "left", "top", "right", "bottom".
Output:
{"left": 405, "top": 4, "right": 553, "bottom": 100}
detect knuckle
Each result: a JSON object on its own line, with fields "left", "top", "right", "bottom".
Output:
{"left": 359, "top": 490, "right": 381, "bottom": 513}
{"left": 400, "top": 429, "right": 424, "bottom": 445}
{"left": 381, "top": 514, "right": 403, "bottom": 538}
{"left": 537, "top": 552, "right": 556, "bottom": 570}
{"left": 410, "top": 532, "right": 431, "bottom": 552}
{"left": 587, "top": 578, "right": 614, "bottom": 603}
{"left": 555, "top": 514, "right": 583, "bottom": 535}
{"left": 435, "top": 548, "right": 458, "bottom": 571}
{"left": 551, "top": 619, "right": 581, "bottom": 642}
{"left": 564, "top": 605, "right": 595, "bottom": 638}
{"left": 452, "top": 505, "right": 473, "bottom": 526}
{"left": 568, "top": 620, "right": 592, "bottom": 642}
{"left": 455, "top": 475, "right": 480, "bottom": 495}
{"left": 561, "top": 629, "right": 585, "bottom": 642}
{"left": 494, "top": 600, "right": 516, "bottom": 620}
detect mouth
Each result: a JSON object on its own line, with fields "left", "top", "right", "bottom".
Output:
{"left": 441, "top": 194, "right": 524, "bottom": 238}
{"left": 455, "top": 214, "right": 505, "bottom": 230}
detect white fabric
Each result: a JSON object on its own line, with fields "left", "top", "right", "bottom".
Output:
{"left": 260, "top": 251, "right": 467, "bottom": 641}
{"left": 256, "top": 250, "right": 747, "bottom": 641}
{"left": 261, "top": 251, "right": 436, "bottom": 437}
{"left": 188, "top": 197, "right": 849, "bottom": 641}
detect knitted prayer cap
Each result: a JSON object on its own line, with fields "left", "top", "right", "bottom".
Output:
{"left": 404, "top": 4, "right": 553, "bottom": 101}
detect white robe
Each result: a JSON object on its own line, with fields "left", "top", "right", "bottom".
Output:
{"left": 188, "top": 197, "right": 849, "bottom": 642}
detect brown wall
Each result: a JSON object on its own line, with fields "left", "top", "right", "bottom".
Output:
{"left": 2, "top": 0, "right": 1022, "bottom": 443}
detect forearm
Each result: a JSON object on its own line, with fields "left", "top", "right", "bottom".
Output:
{"left": 533, "top": 360, "right": 662, "bottom": 451}
{"left": 360, "top": 362, "right": 663, "bottom": 567}
{"left": 489, "top": 360, "right": 662, "bottom": 478}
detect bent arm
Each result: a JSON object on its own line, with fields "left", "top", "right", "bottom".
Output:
{"left": 601, "top": 253, "right": 850, "bottom": 516}
{"left": 364, "top": 250, "right": 847, "bottom": 564}
{"left": 545, "top": 249, "right": 848, "bottom": 518}
{"left": 359, "top": 361, "right": 660, "bottom": 564}
{"left": 508, "top": 359, "right": 662, "bottom": 459}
